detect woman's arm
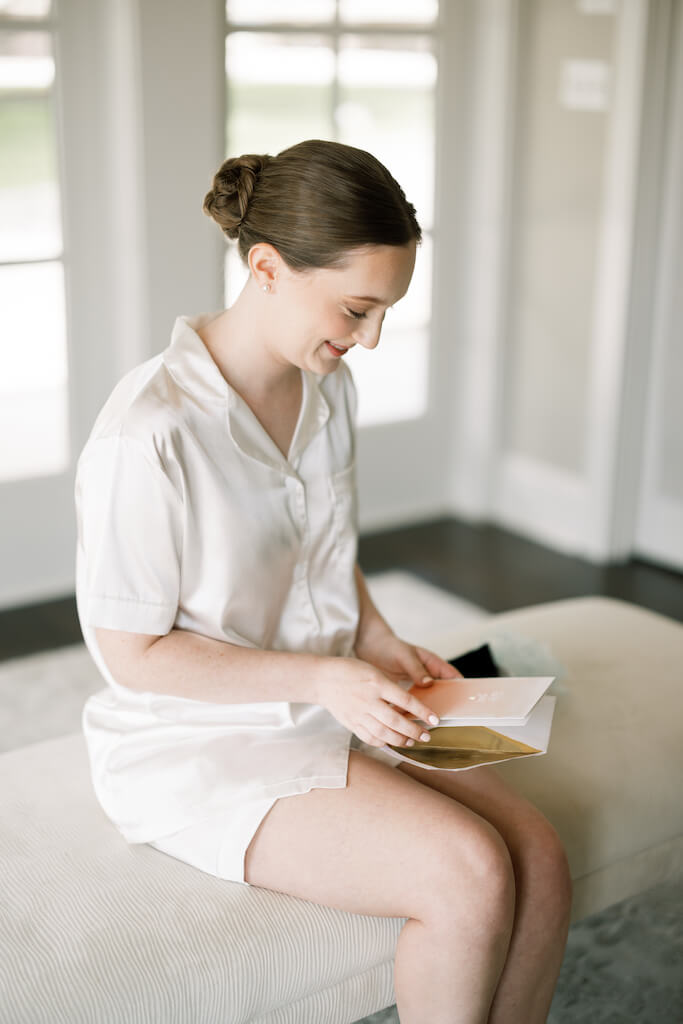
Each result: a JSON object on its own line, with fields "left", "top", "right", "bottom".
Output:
{"left": 352, "top": 563, "right": 463, "bottom": 686}
{"left": 95, "top": 626, "right": 329, "bottom": 705}
{"left": 94, "top": 623, "right": 442, "bottom": 748}
{"left": 353, "top": 563, "right": 395, "bottom": 653}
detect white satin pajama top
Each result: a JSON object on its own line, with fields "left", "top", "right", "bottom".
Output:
{"left": 75, "top": 312, "right": 360, "bottom": 844}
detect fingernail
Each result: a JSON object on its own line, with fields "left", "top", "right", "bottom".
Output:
{"left": 421, "top": 675, "right": 433, "bottom": 683}
{"left": 406, "top": 739, "right": 415, "bottom": 747}
{"left": 429, "top": 714, "right": 439, "bottom": 725}
{"left": 420, "top": 732, "right": 431, "bottom": 742}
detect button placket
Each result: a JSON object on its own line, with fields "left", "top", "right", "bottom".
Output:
{"left": 285, "top": 474, "right": 306, "bottom": 540}
{"left": 288, "top": 475, "right": 320, "bottom": 632}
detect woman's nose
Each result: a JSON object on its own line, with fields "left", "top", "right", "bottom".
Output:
{"left": 352, "top": 315, "right": 384, "bottom": 349}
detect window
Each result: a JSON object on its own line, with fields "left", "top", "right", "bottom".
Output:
{"left": 0, "top": 0, "right": 68, "bottom": 481}
{"left": 224, "top": 0, "right": 438, "bottom": 426}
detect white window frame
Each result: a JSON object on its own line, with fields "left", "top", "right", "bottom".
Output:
{"left": 224, "top": 3, "right": 441, "bottom": 430}
{"left": 0, "top": 3, "right": 68, "bottom": 481}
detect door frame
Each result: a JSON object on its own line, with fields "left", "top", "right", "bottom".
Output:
{"left": 633, "top": 0, "right": 683, "bottom": 571}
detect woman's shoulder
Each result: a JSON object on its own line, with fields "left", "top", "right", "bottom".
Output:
{"left": 86, "top": 352, "right": 187, "bottom": 444}
{"left": 76, "top": 354, "right": 188, "bottom": 488}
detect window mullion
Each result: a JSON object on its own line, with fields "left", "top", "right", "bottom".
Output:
{"left": 331, "top": 0, "right": 340, "bottom": 140}
{"left": 225, "top": 22, "right": 432, "bottom": 36}
{"left": 0, "top": 19, "right": 57, "bottom": 32}
{"left": 0, "top": 255, "right": 63, "bottom": 267}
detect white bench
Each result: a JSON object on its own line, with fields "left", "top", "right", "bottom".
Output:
{"left": 1, "top": 596, "right": 681, "bottom": 1023}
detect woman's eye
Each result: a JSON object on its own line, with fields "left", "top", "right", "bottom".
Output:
{"left": 345, "top": 308, "right": 367, "bottom": 320}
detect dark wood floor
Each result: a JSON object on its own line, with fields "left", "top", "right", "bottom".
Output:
{"left": 1, "top": 516, "right": 681, "bottom": 663}
{"left": 358, "top": 517, "right": 683, "bottom": 622}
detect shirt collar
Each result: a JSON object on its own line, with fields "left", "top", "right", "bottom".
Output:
{"left": 162, "top": 313, "right": 231, "bottom": 404}
{"left": 163, "top": 312, "right": 331, "bottom": 471}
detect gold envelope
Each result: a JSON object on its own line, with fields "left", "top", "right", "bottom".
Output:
{"left": 388, "top": 725, "right": 541, "bottom": 770}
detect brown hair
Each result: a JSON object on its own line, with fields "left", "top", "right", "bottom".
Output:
{"left": 202, "top": 139, "right": 421, "bottom": 270}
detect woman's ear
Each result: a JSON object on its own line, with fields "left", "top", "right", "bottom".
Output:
{"left": 248, "top": 243, "right": 282, "bottom": 291}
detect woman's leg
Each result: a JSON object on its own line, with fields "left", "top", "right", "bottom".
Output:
{"left": 245, "top": 750, "right": 516, "bottom": 1024}
{"left": 396, "top": 761, "right": 573, "bottom": 1024}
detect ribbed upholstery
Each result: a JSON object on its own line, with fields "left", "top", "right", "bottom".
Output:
{"left": 2, "top": 596, "right": 682, "bottom": 1022}
{"left": 252, "top": 964, "right": 396, "bottom": 1024}
{"left": 433, "top": 596, "right": 683, "bottom": 921}
{"left": 0, "top": 731, "right": 403, "bottom": 1023}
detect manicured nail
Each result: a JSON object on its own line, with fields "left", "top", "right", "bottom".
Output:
{"left": 421, "top": 675, "right": 433, "bottom": 683}
{"left": 420, "top": 732, "right": 431, "bottom": 742}
{"left": 429, "top": 714, "right": 439, "bottom": 725}
{"left": 406, "top": 739, "right": 415, "bottom": 747}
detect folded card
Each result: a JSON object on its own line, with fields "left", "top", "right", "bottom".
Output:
{"left": 404, "top": 675, "right": 555, "bottom": 727}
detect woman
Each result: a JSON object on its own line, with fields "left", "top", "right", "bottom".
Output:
{"left": 75, "top": 139, "right": 571, "bottom": 1023}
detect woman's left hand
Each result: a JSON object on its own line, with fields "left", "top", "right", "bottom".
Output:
{"left": 354, "top": 629, "right": 463, "bottom": 690}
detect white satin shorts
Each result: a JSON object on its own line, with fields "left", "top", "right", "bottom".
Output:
{"left": 146, "top": 735, "right": 401, "bottom": 885}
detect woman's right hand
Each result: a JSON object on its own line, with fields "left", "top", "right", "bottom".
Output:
{"left": 317, "top": 656, "right": 440, "bottom": 748}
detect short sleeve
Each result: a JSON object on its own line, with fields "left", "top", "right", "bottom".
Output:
{"left": 75, "top": 436, "right": 182, "bottom": 635}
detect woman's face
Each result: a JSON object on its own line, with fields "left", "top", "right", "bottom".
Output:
{"left": 266, "top": 242, "right": 417, "bottom": 375}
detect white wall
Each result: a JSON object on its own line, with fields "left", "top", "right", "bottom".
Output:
{"left": 446, "top": 0, "right": 682, "bottom": 567}
{"left": 136, "top": 0, "right": 226, "bottom": 359}
{"left": 633, "top": 0, "right": 683, "bottom": 572}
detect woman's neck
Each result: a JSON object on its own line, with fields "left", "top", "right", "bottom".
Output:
{"left": 198, "top": 278, "right": 300, "bottom": 404}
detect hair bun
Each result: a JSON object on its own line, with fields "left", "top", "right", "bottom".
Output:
{"left": 202, "top": 153, "right": 272, "bottom": 238}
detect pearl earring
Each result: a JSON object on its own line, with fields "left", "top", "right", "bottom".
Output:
{"left": 262, "top": 283, "right": 270, "bottom": 293}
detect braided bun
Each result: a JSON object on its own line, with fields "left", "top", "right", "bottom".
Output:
{"left": 202, "top": 153, "right": 272, "bottom": 239}
{"left": 202, "top": 140, "right": 421, "bottom": 269}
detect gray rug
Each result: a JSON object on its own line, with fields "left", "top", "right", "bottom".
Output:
{"left": 356, "top": 877, "right": 683, "bottom": 1023}
{"left": 1, "top": 572, "right": 681, "bottom": 1023}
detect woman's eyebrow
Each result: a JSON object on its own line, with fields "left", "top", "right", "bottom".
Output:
{"left": 345, "top": 294, "right": 388, "bottom": 304}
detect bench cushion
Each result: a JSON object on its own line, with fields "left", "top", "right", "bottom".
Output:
{"left": 442, "top": 596, "right": 683, "bottom": 921}
{"left": 1, "top": 595, "right": 681, "bottom": 1022}
{"left": 0, "top": 728, "right": 403, "bottom": 1022}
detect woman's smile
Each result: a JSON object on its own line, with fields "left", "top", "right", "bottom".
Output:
{"left": 324, "top": 341, "right": 351, "bottom": 357}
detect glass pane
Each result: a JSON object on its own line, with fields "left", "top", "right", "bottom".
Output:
{"left": 346, "top": 325, "right": 429, "bottom": 427}
{"left": 227, "top": 33, "right": 333, "bottom": 156}
{"left": 346, "top": 238, "right": 431, "bottom": 426}
{"left": 0, "top": 30, "right": 60, "bottom": 260}
{"left": 0, "top": 261, "right": 69, "bottom": 481}
{"left": 227, "top": 0, "right": 334, "bottom": 24}
{"left": 0, "top": 0, "right": 51, "bottom": 17}
{"left": 224, "top": 241, "right": 249, "bottom": 306}
{"left": 392, "top": 232, "right": 431, "bottom": 329}
{"left": 340, "top": 0, "right": 438, "bottom": 25}
{"left": 0, "top": 28, "right": 52, "bottom": 85}
{"left": 337, "top": 35, "right": 436, "bottom": 228}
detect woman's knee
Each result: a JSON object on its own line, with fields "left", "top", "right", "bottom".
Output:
{"left": 421, "top": 816, "right": 517, "bottom": 937}
{"left": 522, "top": 815, "right": 573, "bottom": 924}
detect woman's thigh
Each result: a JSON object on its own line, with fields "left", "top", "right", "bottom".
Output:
{"left": 395, "top": 761, "right": 570, "bottom": 879}
{"left": 244, "top": 750, "right": 513, "bottom": 921}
